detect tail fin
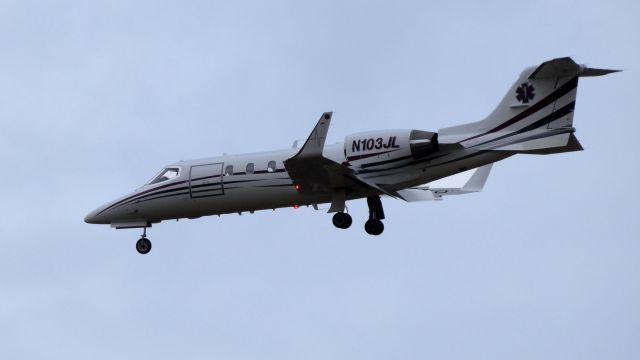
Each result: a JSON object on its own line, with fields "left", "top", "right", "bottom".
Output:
{"left": 439, "top": 57, "right": 619, "bottom": 154}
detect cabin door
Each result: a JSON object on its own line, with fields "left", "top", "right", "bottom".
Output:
{"left": 189, "top": 163, "right": 224, "bottom": 198}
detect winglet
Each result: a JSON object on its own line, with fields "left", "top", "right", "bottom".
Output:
{"left": 294, "top": 112, "right": 332, "bottom": 158}
{"left": 461, "top": 163, "right": 493, "bottom": 192}
{"left": 283, "top": 112, "right": 337, "bottom": 199}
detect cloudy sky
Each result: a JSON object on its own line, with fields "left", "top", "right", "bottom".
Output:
{"left": 1, "top": 1, "right": 638, "bottom": 359}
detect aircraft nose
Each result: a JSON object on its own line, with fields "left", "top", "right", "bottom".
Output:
{"left": 84, "top": 206, "right": 109, "bottom": 224}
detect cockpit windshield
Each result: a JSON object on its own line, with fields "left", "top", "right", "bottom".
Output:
{"left": 148, "top": 167, "right": 180, "bottom": 185}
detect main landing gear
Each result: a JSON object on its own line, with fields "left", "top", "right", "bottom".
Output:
{"left": 365, "top": 196, "right": 384, "bottom": 236}
{"left": 332, "top": 211, "right": 353, "bottom": 229}
{"left": 331, "top": 196, "right": 385, "bottom": 235}
{"left": 136, "top": 227, "right": 152, "bottom": 255}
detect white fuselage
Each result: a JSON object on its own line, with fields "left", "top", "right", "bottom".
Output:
{"left": 84, "top": 138, "right": 508, "bottom": 226}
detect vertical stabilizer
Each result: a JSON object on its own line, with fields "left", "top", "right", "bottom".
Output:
{"left": 438, "top": 57, "right": 618, "bottom": 154}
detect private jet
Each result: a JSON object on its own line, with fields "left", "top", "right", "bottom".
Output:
{"left": 85, "top": 57, "right": 617, "bottom": 254}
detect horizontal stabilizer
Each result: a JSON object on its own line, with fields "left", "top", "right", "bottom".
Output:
{"left": 579, "top": 67, "right": 621, "bottom": 77}
{"left": 397, "top": 164, "right": 493, "bottom": 202}
{"left": 529, "top": 57, "right": 621, "bottom": 80}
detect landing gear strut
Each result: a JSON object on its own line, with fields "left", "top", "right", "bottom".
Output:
{"left": 365, "top": 196, "right": 385, "bottom": 235}
{"left": 332, "top": 212, "right": 352, "bottom": 229}
{"left": 136, "top": 227, "right": 152, "bottom": 254}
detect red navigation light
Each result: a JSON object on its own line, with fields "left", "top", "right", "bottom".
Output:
{"left": 293, "top": 204, "right": 299, "bottom": 209}
{"left": 294, "top": 184, "right": 301, "bottom": 190}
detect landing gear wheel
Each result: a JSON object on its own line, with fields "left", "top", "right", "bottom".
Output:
{"left": 364, "top": 219, "right": 384, "bottom": 235}
{"left": 136, "top": 237, "right": 152, "bottom": 254}
{"left": 364, "top": 196, "right": 385, "bottom": 235}
{"left": 332, "top": 212, "right": 353, "bottom": 229}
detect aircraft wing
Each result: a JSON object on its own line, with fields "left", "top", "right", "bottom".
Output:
{"left": 284, "top": 112, "right": 390, "bottom": 212}
{"left": 283, "top": 112, "right": 337, "bottom": 194}
{"left": 396, "top": 164, "right": 493, "bottom": 202}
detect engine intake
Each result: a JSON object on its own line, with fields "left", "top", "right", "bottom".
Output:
{"left": 409, "top": 130, "right": 439, "bottom": 159}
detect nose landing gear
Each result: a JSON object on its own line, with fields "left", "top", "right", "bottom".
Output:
{"left": 136, "top": 228, "right": 152, "bottom": 254}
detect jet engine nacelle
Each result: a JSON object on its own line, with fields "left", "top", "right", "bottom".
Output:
{"left": 344, "top": 129, "right": 438, "bottom": 168}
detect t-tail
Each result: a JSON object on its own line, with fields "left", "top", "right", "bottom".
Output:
{"left": 439, "top": 57, "right": 619, "bottom": 154}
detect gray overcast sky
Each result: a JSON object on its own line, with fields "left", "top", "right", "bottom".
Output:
{"left": 1, "top": 1, "right": 639, "bottom": 359}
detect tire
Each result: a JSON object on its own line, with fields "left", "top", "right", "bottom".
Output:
{"left": 364, "top": 219, "right": 384, "bottom": 235}
{"left": 332, "top": 212, "right": 353, "bottom": 229}
{"left": 136, "top": 237, "right": 152, "bottom": 254}
{"left": 342, "top": 213, "right": 353, "bottom": 229}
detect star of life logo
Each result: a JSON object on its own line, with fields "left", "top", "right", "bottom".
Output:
{"left": 515, "top": 82, "right": 535, "bottom": 104}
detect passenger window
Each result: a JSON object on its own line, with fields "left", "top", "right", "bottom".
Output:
{"left": 224, "top": 165, "right": 233, "bottom": 176}
{"left": 267, "top": 160, "right": 276, "bottom": 173}
{"left": 246, "top": 163, "right": 255, "bottom": 174}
